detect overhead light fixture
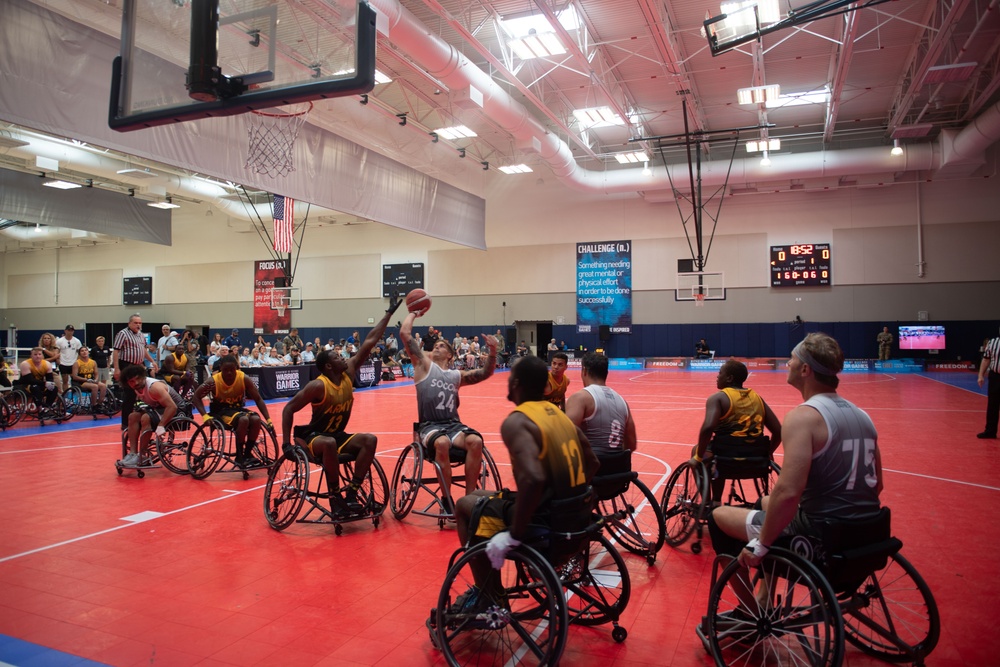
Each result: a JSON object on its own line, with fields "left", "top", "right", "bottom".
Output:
{"left": 573, "top": 106, "right": 624, "bottom": 129}
{"left": 42, "top": 179, "right": 82, "bottom": 190}
{"left": 147, "top": 196, "right": 180, "bottom": 209}
{"left": 508, "top": 30, "right": 567, "bottom": 60}
{"left": 642, "top": 161, "right": 652, "bottom": 177}
{"left": 499, "top": 164, "right": 533, "bottom": 174}
{"left": 890, "top": 139, "right": 903, "bottom": 156}
{"left": 745, "top": 137, "right": 780, "bottom": 153}
{"left": 435, "top": 125, "right": 477, "bottom": 140}
{"left": 737, "top": 84, "right": 780, "bottom": 105}
{"left": 34, "top": 223, "right": 43, "bottom": 233}
{"left": 766, "top": 86, "right": 830, "bottom": 109}
{"left": 374, "top": 69, "right": 392, "bottom": 85}
{"left": 760, "top": 150, "right": 771, "bottom": 167}
{"left": 614, "top": 151, "right": 649, "bottom": 164}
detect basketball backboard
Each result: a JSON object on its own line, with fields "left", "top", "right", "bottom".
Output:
{"left": 676, "top": 271, "right": 726, "bottom": 302}
{"left": 109, "top": 0, "right": 377, "bottom": 131}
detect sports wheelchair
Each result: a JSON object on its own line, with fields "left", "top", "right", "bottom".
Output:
{"left": 389, "top": 423, "right": 502, "bottom": 527}
{"left": 1, "top": 390, "right": 26, "bottom": 430}
{"left": 591, "top": 450, "right": 666, "bottom": 565}
{"left": 64, "top": 384, "right": 121, "bottom": 420}
{"left": 263, "top": 444, "right": 389, "bottom": 535}
{"left": 662, "top": 439, "right": 779, "bottom": 554}
{"left": 696, "top": 507, "right": 939, "bottom": 666}
{"left": 114, "top": 404, "right": 199, "bottom": 478}
{"left": 186, "top": 414, "right": 279, "bottom": 480}
{"left": 427, "top": 488, "right": 631, "bottom": 666}
{"left": 6, "top": 386, "right": 72, "bottom": 426}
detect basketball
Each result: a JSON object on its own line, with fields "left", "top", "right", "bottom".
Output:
{"left": 406, "top": 289, "right": 432, "bottom": 315}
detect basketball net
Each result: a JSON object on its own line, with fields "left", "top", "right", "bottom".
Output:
{"left": 246, "top": 102, "right": 313, "bottom": 177}
{"left": 695, "top": 293, "right": 705, "bottom": 308}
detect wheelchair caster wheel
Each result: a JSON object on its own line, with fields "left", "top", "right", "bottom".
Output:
{"left": 373, "top": 517, "right": 380, "bottom": 528}
{"left": 116, "top": 465, "right": 123, "bottom": 476}
{"left": 335, "top": 524, "right": 343, "bottom": 536}
{"left": 691, "top": 542, "right": 702, "bottom": 554}
{"left": 242, "top": 471, "right": 250, "bottom": 481}
{"left": 137, "top": 470, "right": 145, "bottom": 479}
{"left": 646, "top": 554, "right": 657, "bottom": 566}
{"left": 612, "top": 626, "right": 628, "bottom": 643}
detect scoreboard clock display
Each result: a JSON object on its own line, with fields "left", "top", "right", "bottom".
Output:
{"left": 123, "top": 276, "right": 152, "bottom": 305}
{"left": 770, "top": 244, "right": 831, "bottom": 287}
{"left": 382, "top": 263, "right": 425, "bottom": 298}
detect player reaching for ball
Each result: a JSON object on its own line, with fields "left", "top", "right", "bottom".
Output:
{"left": 400, "top": 290, "right": 500, "bottom": 513}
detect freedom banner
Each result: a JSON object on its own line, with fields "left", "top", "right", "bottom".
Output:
{"left": 577, "top": 240, "right": 632, "bottom": 334}
{"left": 253, "top": 259, "right": 291, "bottom": 336}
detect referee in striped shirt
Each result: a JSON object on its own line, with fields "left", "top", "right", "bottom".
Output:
{"left": 113, "top": 314, "right": 158, "bottom": 429}
{"left": 978, "top": 328, "right": 1000, "bottom": 439}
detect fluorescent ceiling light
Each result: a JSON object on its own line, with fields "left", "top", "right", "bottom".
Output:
{"left": 760, "top": 150, "right": 771, "bottom": 166}
{"left": 499, "top": 164, "right": 533, "bottom": 174}
{"left": 42, "top": 179, "right": 81, "bottom": 189}
{"left": 148, "top": 198, "right": 180, "bottom": 209}
{"left": 508, "top": 31, "right": 566, "bottom": 60}
{"left": 573, "top": 106, "right": 623, "bottom": 129}
{"left": 766, "top": 86, "right": 830, "bottom": 109}
{"left": 737, "top": 84, "right": 780, "bottom": 105}
{"left": 500, "top": 6, "right": 579, "bottom": 38}
{"left": 614, "top": 151, "right": 649, "bottom": 164}
{"left": 890, "top": 139, "right": 903, "bottom": 156}
{"left": 435, "top": 125, "right": 477, "bottom": 140}
{"left": 374, "top": 69, "right": 392, "bottom": 85}
{"left": 745, "top": 137, "right": 780, "bottom": 152}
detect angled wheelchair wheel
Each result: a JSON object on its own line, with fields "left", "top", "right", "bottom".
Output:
{"left": 599, "top": 477, "right": 665, "bottom": 564}
{"left": 434, "top": 542, "right": 568, "bottom": 667}
{"left": 250, "top": 424, "right": 280, "bottom": 468}
{"left": 479, "top": 446, "right": 503, "bottom": 491}
{"left": 706, "top": 548, "right": 844, "bottom": 667}
{"left": 751, "top": 460, "right": 781, "bottom": 501}
{"left": 1, "top": 394, "right": 24, "bottom": 428}
{"left": 63, "top": 386, "right": 85, "bottom": 415}
{"left": 8, "top": 389, "right": 30, "bottom": 421}
{"left": 390, "top": 442, "right": 422, "bottom": 520}
{"left": 841, "top": 552, "right": 939, "bottom": 663}
{"left": 339, "top": 460, "right": 389, "bottom": 521}
{"left": 187, "top": 421, "right": 226, "bottom": 480}
{"left": 157, "top": 416, "right": 196, "bottom": 475}
{"left": 263, "top": 447, "right": 310, "bottom": 530}
{"left": 103, "top": 385, "right": 123, "bottom": 417}
{"left": 661, "top": 461, "right": 708, "bottom": 549}
{"left": 558, "top": 533, "right": 631, "bottom": 628}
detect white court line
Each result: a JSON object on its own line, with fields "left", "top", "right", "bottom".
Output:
{"left": 914, "top": 372, "right": 989, "bottom": 397}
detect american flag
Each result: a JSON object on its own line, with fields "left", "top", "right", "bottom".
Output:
{"left": 272, "top": 194, "right": 294, "bottom": 254}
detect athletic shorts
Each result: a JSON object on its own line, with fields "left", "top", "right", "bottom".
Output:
{"left": 472, "top": 490, "right": 517, "bottom": 539}
{"left": 210, "top": 405, "right": 252, "bottom": 427}
{"left": 418, "top": 421, "right": 481, "bottom": 450}
{"left": 293, "top": 425, "right": 355, "bottom": 461}
{"left": 745, "top": 508, "right": 817, "bottom": 543}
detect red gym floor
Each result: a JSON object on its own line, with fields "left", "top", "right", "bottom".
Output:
{"left": 0, "top": 368, "right": 998, "bottom": 666}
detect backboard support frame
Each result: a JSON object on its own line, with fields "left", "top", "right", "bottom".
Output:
{"left": 109, "top": 0, "right": 378, "bottom": 131}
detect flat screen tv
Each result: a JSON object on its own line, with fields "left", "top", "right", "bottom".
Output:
{"left": 898, "top": 325, "right": 945, "bottom": 351}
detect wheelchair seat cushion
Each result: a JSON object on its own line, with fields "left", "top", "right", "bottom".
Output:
{"left": 710, "top": 435, "right": 772, "bottom": 479}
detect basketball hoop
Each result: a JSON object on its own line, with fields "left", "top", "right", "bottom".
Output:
{"left": 245, "top": 102, "right": 313, "bottom": 177}
{"left": 695, "top": 293, "right": 705, "bottom": 308}
{"left": 276, "top": 304, "right": 286, "bottom": 318}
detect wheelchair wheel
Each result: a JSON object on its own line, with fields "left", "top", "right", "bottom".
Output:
{"left": 8, "top": 389, "right": 30, "bottom": 421}
{"left": 340, "top": 459, "right": 389, "bottom": 520}
{"left": 63, "top": 386, "right": 85, "bottom": 415}
{"left": 390, "top": 442, "right": 422, "bottom": 520}
{"left": 558, "top": 534, "right": 631, "bottom": 628}
{"left": 1, "top": 394, "right": 24, "bottom": 428}
{"left": 157, "top": 416, "right": 196, "bottom": 475}
{"left": 599, "top": 478, "right": 665, "bottom": 564}
{"left": 103, "top": 385, "right": 123, "bottom": 417}
{"left": 841, "top": 552, "right": 939, "bottom": 663}
{"left": 434, "top": 542, "right": 568, "bottom": 667}
{"left": 42, "top": 394, "right": 72, "bottom": 424}
{"left": 479, "top": 446, "right": 503, "bottom": 492}
{"left": 263, "top": 447, "right": 310, "bottom": 530}
{"left": 187, "top": 421, "right": 227, "bottom": 479}
{"left": 250, "top": 423, "right": 280, "bottom": 468}
{"left": 661, "top": 461, "right": 708, "bottom": 549}
{"left": 706, "top": 548, "right": 844, "bottom": 667}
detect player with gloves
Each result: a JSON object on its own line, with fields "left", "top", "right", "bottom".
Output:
{"left": 120, "top": 364, "right": 191, "bottom": 467}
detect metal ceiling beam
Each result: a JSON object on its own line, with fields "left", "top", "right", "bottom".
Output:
{"left": 824, "top": 5, "right": 860, "bottom": 143}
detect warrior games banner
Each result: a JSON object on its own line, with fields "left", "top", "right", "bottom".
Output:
{"left": 254, "top": 259, "right": 291, "bottom": 336}
{"left": 577, "top": 240, "right": 632, "bottom": 334}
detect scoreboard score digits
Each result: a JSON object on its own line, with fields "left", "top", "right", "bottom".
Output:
{"left": 770, "top": 244, "right": 831, "bottom": 287}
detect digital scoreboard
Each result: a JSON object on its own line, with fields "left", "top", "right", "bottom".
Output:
{"left": 382, "top": 263, "right": 425, "bottom": 298}
{"left": 770, "top": 244, "right": 831, "bottom": 287}
{"left": 123, "top": 276, "right": 152, "bottom": 305}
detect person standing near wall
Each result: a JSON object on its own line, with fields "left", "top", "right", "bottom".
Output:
{"left": 977, "top": 327, "right": 1000, "bottom": 439}
{"left": 877, "top": 326, "right": 893, "bottom": 361}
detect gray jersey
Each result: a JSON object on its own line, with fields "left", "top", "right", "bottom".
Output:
{"left": 135, "top": 377, "right": 186, "bottom": 411}
{"left": 800, "top": 393, "right": 880, "bottom": 520}
{"left": 416, "top": 362, "right": 463, "bottom": 423}
{"left": 582, "top": 384, "right": 630, "bottom": 456}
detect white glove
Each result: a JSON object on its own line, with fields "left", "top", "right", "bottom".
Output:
{"left": 45, "top": 381, "right": 56, "bottom": 391}
{"left": 155, "top": 425, "right": 167, "bottom": 438}
{"left": 485, "top": 531, "right": 521, "bottom": 569}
